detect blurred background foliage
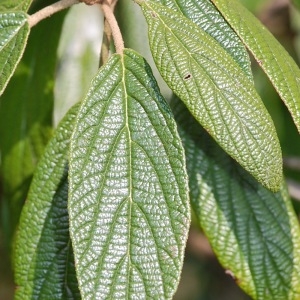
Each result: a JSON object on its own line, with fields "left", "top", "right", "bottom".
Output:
{"left": 1, "top": 0, "right": 300, "bottom": 299}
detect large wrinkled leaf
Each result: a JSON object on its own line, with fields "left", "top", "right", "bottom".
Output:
{"left": 138, "top": 1, "right": 282, "bottom": 191}
{"left": 14, "top": 105, "right": 80, "bottom": 300}
{"left": 0, "top": 11, "right": 65, "bottom": 247}
{"left": 0, "top": 12, "right": 29, "bottom": 96}
{"left": 69, "top": 49, "right": 190, "bottom": 299}
{"left": 172, "top": 96, "right": 300, "bottom": 299}
{"left": 212, "top": 0, "right": 300, "bottom": 134}
{"left": 0, "top": 0, "right": 32, "bottom": 11}
{"left": 150, "top": 0, "right": 253, "bottom": 79}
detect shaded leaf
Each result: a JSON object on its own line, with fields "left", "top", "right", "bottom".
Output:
{"left": 0, "top": 11, "right": 29, "bottom": 96}
{"left": 150, "top": 0, "right": 253, "bottom": 79}
{"left": 14, "top": 105, "right": 80, "bottom": 300}
{"left": 139, "top": 1, "right": 282, "bottom": 191}
{"left": 0, "top": 10, "right": 66, "bottom": 247}
{"left": 212, "top": 0, "right": 300, "bottom": 134}
{"left": 172, "top": 96, "right": 300, "bottom": 300}
{"left": 69, "top": 49, "right": 190, "bottom": 299}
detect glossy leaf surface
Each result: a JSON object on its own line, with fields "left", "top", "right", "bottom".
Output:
{"left": 69, "top": 49, "right": 190, "bottom": 299}
{"left": 0, "top": 12, "right": 29, "bottom": 96}
{"left": 212, "top": 0, "right": 300, "bottom": 133}
{"left": 150, "top": 0, "right": 252, "bottom": 79}
{"left": 14, "top": 105, "right": 80, "bottom": 300}
{"left": 172, "top": 96, "right": 300, "bottom": 299}
{"left": 139, "top": 1, "right": 282, "bottom": 191}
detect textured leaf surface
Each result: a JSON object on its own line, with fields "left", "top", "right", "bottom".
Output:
{"left": 0, "top": 12, "right": 29, "bottom": 96}
{"left": 14, "top": 105, "right": 80, "bottom": 300}
{"left": 212, "top": 0, "right": 300, "bottom": 133}
{"left": 150, "top": 0, "right": 252, "bottom": 79}
{"left": 0, "top": 11, "right": 65, "bottom": 247}
{"left": 0, "top": 0, "right": 32, "bottom": 11}
{"left": 139, "top": 1, "right": 282, "bottom": 191}
{"left": 69, "top": 49, "right": 190, "bottom": 299}
{"left": 172, "top": 96, "right": 300, "bottom": 300}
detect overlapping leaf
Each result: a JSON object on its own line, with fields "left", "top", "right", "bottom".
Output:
{"left": 211, "top": 0, "right": 300, "bottom": 133}
{"left": 150, "top": 0, "right": 253, "bottom": 79}
{"left": 14, "top": 105, "right": 80, "bottom": 300}
{"left": 69, "top": 49, "right": 190, "bottom": 299}
{"left": 0, "top": 11, "right": 65, "bottom": 246}
{"left": 138, "top": 1, "right": 282, "bottom": 191}
{"left": 172, "top": 96, "right": 300, "bottom": 299}
{"left": 0, "top": 12, "right": 29, "bottom": 96}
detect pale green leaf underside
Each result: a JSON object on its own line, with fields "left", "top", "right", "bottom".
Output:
{"left": 150, "top": 0, "right": 253, "bottom": 79}
{"left": 212, "top": 0, "right": 300, "bottom": 133}
{"left": 14, "top": 105, "right": 80, "bottom": 300}
{"left": 139, "top": 1, "right": 282, "bottom": 191}
{"left": 172, "top": 97, "right": 300, "bottom": 300}
{"left": 0, "top": 0, "right": 32, "bottom": 12}
{"left": 0, "top": 12, "right": 29, "bottom": 96}
{"left": 69, "top": 49, "right": 190, "bottom": 300}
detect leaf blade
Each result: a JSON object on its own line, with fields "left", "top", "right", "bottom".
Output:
{"left": 172, "top": 96, "right": 300, "bottom": 299}
{"left": 139, "top": 1, "right": 282, "bottom": 191}
{"left": 69, "top": 49, "right": 190, "bottom": 299}
{"left": 212, "top": 0, "right": 300, "bottom": 133}
{"left": 14, "top": 105, "right": 81, "bottom": 300}
{"left": 0, "top": 0, "right": 32, "bottom": 12}
{"left": 150, "top": 0, "right": 253, "bottom": 79}
{"left": 0, "top": 11, "right": 29, "bottom": 96}
{"left": 0, "top": 10, "right": 65, "bottom": 247}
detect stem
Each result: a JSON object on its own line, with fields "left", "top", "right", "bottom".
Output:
{"left": 101, "top": 0, "right": 124, "bottom": 54}
{"left": 28, "top": 0, "right": 80, "bottom": 28}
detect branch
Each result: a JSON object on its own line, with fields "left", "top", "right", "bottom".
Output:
{"left": 28, "top": 0, "right": 80, "bottom": 28}
{"left": 101, "top": 0, "right": 124, "bottom": 54}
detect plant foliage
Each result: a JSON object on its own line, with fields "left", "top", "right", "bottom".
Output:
{"left": 0, "top": 0, "right": 300, "bottom": 299}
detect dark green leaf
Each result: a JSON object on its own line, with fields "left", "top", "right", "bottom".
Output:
{"left": 149, "top": 0, "right": 253, "bottom": 79}
{"left": 172, "top": 96, "right": 300, "bottom": 299}
{"left": 212, "top": 0, "right": 300, "bottom": 134}
{"left": 138, "top": 1, "right": 282, "bottom": 191}
{"left": 0, "top": 11, "right": 29, "bottom": 96}
{"left": 0, "top": 11, "right": 65, "bottom": 247}
{"left": 69, "top": 49, "right": 190, "bottom": 299}
{"left": 14, "top": 105, "right": 80, "bottom": 300}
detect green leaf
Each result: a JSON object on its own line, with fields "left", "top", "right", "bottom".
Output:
{"left": 14, "top": 105, "right": 80, "bottom": 300}
{"left": 0, "top": 12, "right": 29, "bottom": 96}
{"left": 139, "top": 1, "right": 282, "bottom": 191}
{"left": 172, "top": 96, "right": 300, "bottom": 300}
{"left": 0, "top": 10, "right": 65, "bottom": 248}
{"left": 0, "top": 0, "right": 32, "bottom": 12}
{"left": 69, "top": 49, "right": 190, "bottom": 299}
{"left": 212, "top": 0, "right": 300, "bottom": 134}
{"left": 149, "top": 0, "right": 253, "bottom": 79}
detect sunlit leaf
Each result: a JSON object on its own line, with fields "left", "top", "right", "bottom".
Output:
{"left": 0, "top": 0, "right": 32, "bottom": 12}
{"left": 14, "top": 105, "right": 80, "bottom": 300}
{"left": 212, "top": 0, "right": 300, "bottom": 134}
{"left": 150, "top": 0, "right": 253, "bottom": 79}
{"left": 69, "top": 49, "right": 190, "bottom": 299}
{"left": 172, "top": 96, "right": 300, "bottom": 299}
{"left": 138, "top": 1, "right": 282, "bottom": 191}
